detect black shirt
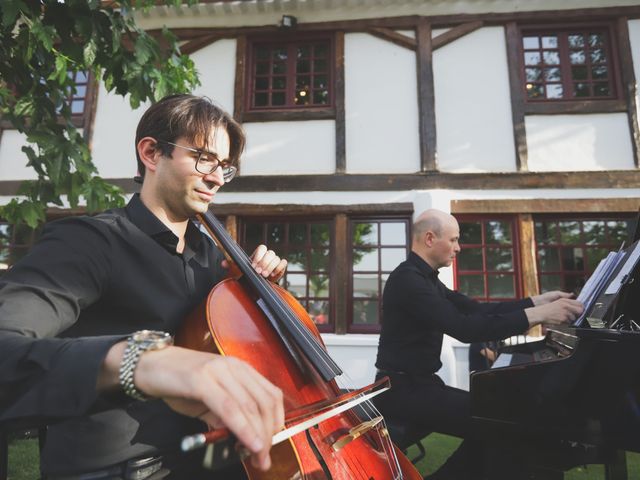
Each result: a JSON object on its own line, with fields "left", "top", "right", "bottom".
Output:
{"left": 376, "top": 252, "right": 532, "bottom": 378}
{"left": 0, "top": 194, "right": 225, "bottom": 473}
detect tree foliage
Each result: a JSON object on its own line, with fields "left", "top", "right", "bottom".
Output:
{"left": 0, "top": 0, "right": 200, "bottom": 227}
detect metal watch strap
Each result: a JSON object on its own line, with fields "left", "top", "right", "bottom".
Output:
{"left": 119, "top": 330, "right": 172, "bottom": 401}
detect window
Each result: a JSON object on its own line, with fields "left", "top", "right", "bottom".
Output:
{"left": 0, "top": 222, "right": 40, "bottom": 275}
{"left": 246, "top": 36, "right": 333, "bottom": 111}
{"left": 239, "top": 212, "right": 411, "bottom": 334}
{"left": 242, "top": 218, "right": 334, "bottom": 330}
{"left": 349, "top": 219, "right": 410, "bottom": 333}
{"left": 534, "top": 215, "right": 634, "bottom": 293}
{"left": 520, "top": 25, "right": 619, "bottom": 102}
{"left": 455, "top": 216, "right": 522, "bottom": 301}
{"left": 67, "top": 70, "right": 95, "bottom": 129}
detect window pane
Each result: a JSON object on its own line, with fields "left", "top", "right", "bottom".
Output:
{"left": 459, "top": 222, "right": 481, "bottom": 244}
{"left": 574, "top": 82, "right": 590, "bottom": 97}
{"left": 353, "top": 223, "right": 378, "bottom": 245}
{"left": 309, "top": 274, "right": 329, "bottom": 297}
{"left": 540, "top": 274, "right": 562, "bottom": 292}
{"left": 608, "top": 221, "right": 629, "bottom": 245}
{"left": 568, "top": 34, "right": 585, "bottom": 48}
{"left": 486, "top": 248, "right": 513, "bottom": 271}
{"left": 458, "top": 275, "right": 484, "bottom": 297}
{"left": 526, "top": 84, "right": 544, "bottom": 99}
{"left": 245, "top": 223, "right": 263, "bottom": 251}
{"left": 310, "top": 248, "right": 330, "bottom": 272}
{"left": 256, "top": 62, "right": 269, "bottom": 75}
{"left": 583, "top": 221, "right": 606, "bottom": 245}
{"left": 380, "top": 222, "right": 406, "bottom": 245}
{"left": 297, "top": 59, "right": 310, "bottom": 73}
{"left": 589, "top": 34, "right": 604, "bottom": 47}
{"left": 381, "top": 248, "right": 406, "bottom": 271}
{"left": 71, "top": 100, "right": 85, "bottom": 114}
{"left": 592, "top": 66, "right": 608, "bottom": 80}
{"left": 485, "top": 221, "right": 512, "bottom": 244}
{"left": 570, "top": 50, "right": 586, "bottom": 64}
{"left": 591, "top": 49, "right": 606, "bottom": 64}
{"left": 525, "top": 52, "right": 541, "bottom": 65}
{"left": 310, "top": 224, "right": 330, "bottom": 246}
{"left": 255, "top": 77, "right": 268, "bottom": 90}
{"left": 594, "top": 83, "right": 610, "bottom": 96}
{"left": 487, "top": 274, "right": 515, "bottom": 298}
{"left": 272, "top": 92, "right": 286, "bottom": 105}
{"left": 353, "top": 248, "right": 378, "bottom": 270}
{"left": 559, "top": 221, "right": 581, "bottom": 244}
{"left": 272, "top": 62, "right": 286, "bottom": 74}
{"left": 538, "top": 247, "right": 560, "bottom": 271}
{"left": 313, "top": 59, "right": 327, "bottom": 72}
{"left": 526, "top": 68, "right": 542, "bottom": 82}
{"left": 458, "top": 249, "right": 483, "bottom": 271}
{"left": 353, "top": 300, "right": 378, "bottom": 325}
{"left": 297, "top": 46, "right": 311, "bottom": 58}
{"left": 546, "top": 84, "right": 563, "bottom": 99}
{"left": 273, "top": 77, "right": 286, "bottom": 89}
{"left": 287, "top": 249, "right": 307, "bottom": 272}
{"left": 542, "top": 36, "right": 558, "bottom": 48}
{"left": 544, "top": 68, "right": 561, "bottom": 82}
{"left": 288, "top": 223, "right": 306, "bottom": 244}
{"left": 310, "top": 300, "right": 329, "bottom": 325}
{"left": 254, "top": 92, "right": 268, "bottom": 106}
{"left": 535, "top": 221, "right": 557, "bottom": 244}
{"left": 523, "top": 36, "right": 540, "bottom": 49}
{"left": 571, "top": 65, "right": 588, "bottom": 80}
{"left": 562, "top": 247, "right": 584, "bottom": 271}
{"left": 353, "top": 274, "right": 378, "bottom": 298}
{"left": 314, "top": 75, "right": 328, "bottom": 89}
{"left": 543, "top": 51, "right": 560, "bottom": 65}
{"left": 286, "top": 273, "right": 307, "bottom": 298}
{"left": 313, "top": 90, "right": 329, "bottom": 105}
{"left": 267, "top": 223, "right": 285, "bottom": 244}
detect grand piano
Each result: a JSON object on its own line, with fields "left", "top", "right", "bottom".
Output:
{"left": 470, "top": 239, "right": 640, "bottom": 479}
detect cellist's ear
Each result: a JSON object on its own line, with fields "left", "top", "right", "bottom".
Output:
{"left": 137, "top": 137, "right": 161, "bottom": 175}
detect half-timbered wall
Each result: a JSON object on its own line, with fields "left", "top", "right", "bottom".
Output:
{"left": 2, "top": 0, "right": 640, "bottom": 389}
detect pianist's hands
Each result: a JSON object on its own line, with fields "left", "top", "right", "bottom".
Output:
{"left": 525, "top": 296, "right": 584, "bottom": 327}
{"left": 530, "top": 290, "right": 575, "bottom": 306}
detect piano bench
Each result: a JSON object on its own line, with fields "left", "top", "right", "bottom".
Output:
{"left": 385, "top": 418, "right": 429, "bottom": 464}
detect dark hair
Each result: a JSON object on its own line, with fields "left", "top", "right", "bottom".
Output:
{"left": 135, "top": 94, "right": 245, "bottom": 179}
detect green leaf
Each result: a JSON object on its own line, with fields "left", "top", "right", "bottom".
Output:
{"left": 83, "top": 38, "right": 97, "bottom": 65}
{"left": 1, "top": 0, "right": 25, "bottom": 29}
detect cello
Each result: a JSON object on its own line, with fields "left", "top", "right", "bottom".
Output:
{"left": 176, "top": 210, "right": 422, "bottom": 479}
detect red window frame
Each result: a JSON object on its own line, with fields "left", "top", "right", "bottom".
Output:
{"left": 245, "top": 34, "right": 334, "bottom": 112}
{"left": 533, "top": 213, "right": 635, "bottom": 294}
{"left": 519, "top": 23, "right": 621, "bottom": 103}
{"left": 454, "top": 215, "right": 523, "bottom": 301}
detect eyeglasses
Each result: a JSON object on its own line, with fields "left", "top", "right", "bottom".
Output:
{"left": 156, "top": 140, "right": 237, "bottom": 183}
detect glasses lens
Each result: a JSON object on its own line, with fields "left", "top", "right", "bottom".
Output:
{"left": 196, "top": 152, "right": 219, "bottom": 174}
{"left": 222, "top": 166, "right": 237, "bottom": 183}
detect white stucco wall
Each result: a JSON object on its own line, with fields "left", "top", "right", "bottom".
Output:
{"left": 190, "top": 39, "right": 237, "bottom": 112}
{"left": 242, "top": 120, "right": 336, "bottom": 174}
{"left": 0, "top": 130, "right": 37, "bottom": 180}
{"left": 91, "top": 87, "right": 149, "bottom": 178}
{"left": 344, "top": 33, "right": 420, "bottom": 174}
{"left": 525, "top": 113, "right": 635, "bottom": 171}
{"left": 434, "top": 27, "right": 516, "bottom": 173}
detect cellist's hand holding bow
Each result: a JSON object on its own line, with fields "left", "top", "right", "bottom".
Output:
{"left": 99, "top": 344, "right": 285, "bottom": 471}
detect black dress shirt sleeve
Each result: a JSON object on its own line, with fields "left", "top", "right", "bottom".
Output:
{"left": 0, "top": 218, "right": 125, "bottom": 422}
{"left": 398, "top": 268, "right": 531, "bottom": 343}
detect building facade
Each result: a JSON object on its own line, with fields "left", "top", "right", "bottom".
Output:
{"left": 1, "top": 0, "right": 640, "bottom": 389}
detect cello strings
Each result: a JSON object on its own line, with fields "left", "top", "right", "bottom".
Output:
{"left": 203, "top": 212, "right": 404, "bottom": 479}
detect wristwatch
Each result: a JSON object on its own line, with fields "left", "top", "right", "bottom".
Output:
{"left": 119, "top": 330, "right": 173, "bottom": 401}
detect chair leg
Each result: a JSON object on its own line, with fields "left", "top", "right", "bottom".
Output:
{"left": 1, "top": 431, "right": 8, "bottom": 480}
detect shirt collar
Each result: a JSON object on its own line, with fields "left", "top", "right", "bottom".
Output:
{"left": 125, "top": 194, "right": 203, "bottom": 256}
{"left": 408, "top": 251, "right": 440, "bottom": 280}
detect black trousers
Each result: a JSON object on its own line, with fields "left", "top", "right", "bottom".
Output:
{"left": 374, "top": 372, "right": 486, "bottom": 480}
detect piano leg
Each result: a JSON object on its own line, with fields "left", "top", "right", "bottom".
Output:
{"left": 605, "top": 450, "right": 627, "bottom": 480}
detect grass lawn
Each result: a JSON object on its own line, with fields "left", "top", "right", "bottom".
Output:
{"left": 7, "top": 434, "right": 640, "bottom": 479}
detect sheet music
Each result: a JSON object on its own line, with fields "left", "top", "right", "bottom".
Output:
{"left": 574, "top": 250, "right": 626, "bottom": 326}
{"left": 605, "top": 240, "right": 640, "bottom": 295}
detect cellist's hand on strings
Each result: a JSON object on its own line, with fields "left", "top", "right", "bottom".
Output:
{"left": 222, "top": 244, "right": 288, "bottom": 282}
{"left": 99, "top": 343, "right": 285, "bottom": 471}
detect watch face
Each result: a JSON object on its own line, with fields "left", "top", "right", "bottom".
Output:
{"left": 132, "top": 330, "right": 173, "bottom": 349}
